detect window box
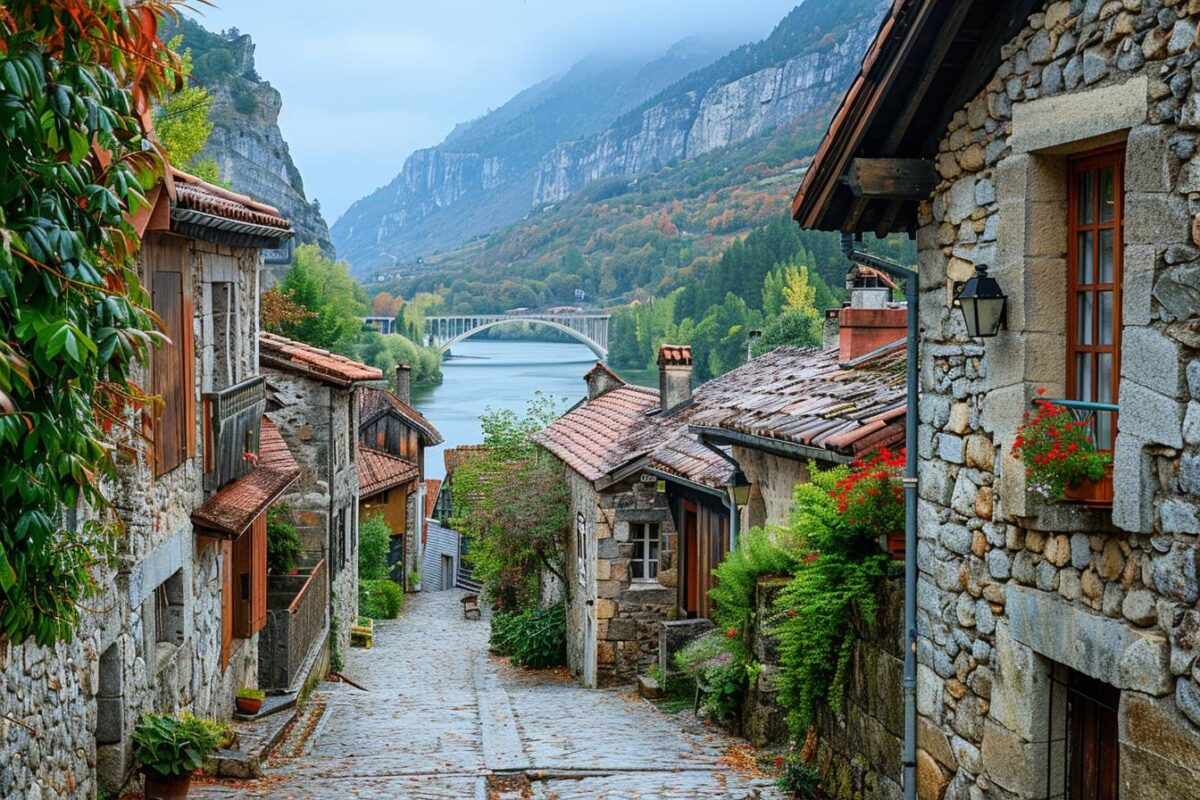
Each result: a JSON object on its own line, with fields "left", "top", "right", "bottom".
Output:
{"left": 1062, "top": 462, "right": 1114, "bottom": 509}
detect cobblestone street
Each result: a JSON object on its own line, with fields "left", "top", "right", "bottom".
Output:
{"left": 192, "top": 590, "right": 782, "bottom": 799}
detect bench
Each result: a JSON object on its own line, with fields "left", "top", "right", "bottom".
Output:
{"left": 461, "top": 594, "right": 481, "bottom": 620}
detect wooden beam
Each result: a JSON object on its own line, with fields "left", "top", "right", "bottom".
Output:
{"left": 846, "top": 158, "right": 937, "bottom": 199}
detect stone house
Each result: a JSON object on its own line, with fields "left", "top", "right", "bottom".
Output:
{"left": 357, "top": 364, "right": 444, "bottom": 590}
{"left": 260, "top": 332, "right": 382, "bottom": 666}
{"left": 0, "top": 169, "right": 298, "bottom": 799}
{"left": 794, "top": 1, "right": 1200, "bottom": 798}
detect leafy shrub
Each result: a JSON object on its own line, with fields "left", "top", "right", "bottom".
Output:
{"left": 674, "top": 630, "right": 745, "bottom": 721}
{"left": 133, "top": 712, "right": 225, "bottom": 779}
{"left": 774, "top": 461, "right": 896, "bottom": 735}
{"left": 776, "top": 755, "right": 820, "bottom": 797}
{"left": 359, "top": 579, "right": 404, "bottom": 620}
{"left": 358, "top": 512, "right": 392, "bottom": 581}
{"left": 267, "top": 504, "right": 303, "bottom": 574}
{"left": 236, "top": 687, "right": 265, "bottom": 701}
{"left": 709, "top": 525, "right": 801, "bottom": 666}
{"left": 490, "top": 604, "right": 566, "bottom": 669}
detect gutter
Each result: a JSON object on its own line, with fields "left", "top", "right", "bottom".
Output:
{"left": 840, "top": 232, "right": 919, "bottom": 800}
{"left": 689, "top": 425, "right": 853, "bottom": 466}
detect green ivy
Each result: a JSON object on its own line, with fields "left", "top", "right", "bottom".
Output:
{"left": 773, "top": 464, "right": 895, "bottom": 736}
{"left": 266, "top": 504, "right": 303, "bottom": 574}
{"left": 490, "top": 603, "right": 566, "bottom": 669}
{"left": 0, "top": 3, "right": 180, "bottom": 646}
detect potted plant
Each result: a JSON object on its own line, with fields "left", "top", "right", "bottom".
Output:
{"left": 235, "top": 687, "right": 265, "bottom": 716}
{"left": 409, "top": 570, "right": 422, "bottom": 592}
{"left": 1012, "top": 392, "right": 1113, "bottom": 506}
{"left": 830, "top": 448, "right": 907, "bottom": 559}
{"left": 133, "top": 712, "right": 224, "bottom": 799}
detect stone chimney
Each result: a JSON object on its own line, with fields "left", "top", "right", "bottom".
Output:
{"left": 838, "top": 267, "right": 906, "bottom": 362}
{"left": 584, "top": 362, "right": 623, "bottom": 401}
{"left": 823, "top": 308, "right": 841, "bottom": 350}
{"left": 394, "top": 364, "right": 412, "bottom": 404}
{"left": 657, "top": 345, "right": 693, "bottom": 413}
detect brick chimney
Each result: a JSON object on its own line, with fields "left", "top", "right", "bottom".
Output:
{"left": 394, "top": 364, "right": 412, "bottom": 404}
{"left": 657, "top": 345, "right": 693, "bottom": 413}
{"left": 584, "top": 362, "right": 624, "bottom": 400}
{"left": 838, "top": 267, "right": 907, "bottom": 361}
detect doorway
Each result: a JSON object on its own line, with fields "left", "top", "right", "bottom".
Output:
{"left": 682, "top": 502, "right": 699, "bottom": 617}
{"left": 441, "top": 554, "right": 454, "bottom": 592}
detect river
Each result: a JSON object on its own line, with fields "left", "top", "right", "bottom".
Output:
{"left": 411, "top": 339, "right": 655, "bottom": 480}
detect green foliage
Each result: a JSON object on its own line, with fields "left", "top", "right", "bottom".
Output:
{"left": 353, "top": 330, "right": 442, "bottom": 386}
{"left": 132, "top": 712, "right": 224, "bottom": 779}
{"left": 358, "top": 512, "right": 392, "bottom": 582}
{"left": 266, "top": 504, "right": 303, "bottom": 574}
{"left": 155, "top": 38, "right": 221, "bottom": 184}
{"left": 449, "top": 395, "right": 570, "bottom": 610}
{"left": 358, "top": 579, "right": 404, "bottom": 620}
{"left": 776, "top": 755, "right": 820, "bottom": 798}
{"left": 236, "top": 687, "right": 265, "bottom": 701}
{"left": 270, "top": 245, "right": 368, "bottom": 352}
{"left": 329, "top": 610, "right": 344, "bottom": 673}
{"left": 0, "top": 2, "right": 181, "bottom": 646}
{"left": 773, "top": 462, "right": 896, "bottom": 735}
{"left": 709, "top": 526, "right": 802, "bottom": 666}
{"left": 489, "top": 603, "right": 567, "bottom": 669}
{"left": 674, "top": 631, "right": 745, "bottom": 721}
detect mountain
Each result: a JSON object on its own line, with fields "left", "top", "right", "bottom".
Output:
{"left": 164, "top": 18, "right": 334, "bottom": 260}
{"left": 333, "top": 0, "right": 886, "bottom": 277}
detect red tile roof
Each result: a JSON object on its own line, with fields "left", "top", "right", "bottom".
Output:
{"left": 358, "top": 446, "right": 420, "bottom": 498}
{"left": 171, "top": 169, "right": 292, "bottom": 233}
{"left": 444, "top": 445, "right": 489, "bottom": 476}
{"left": 191, "top": 417, "right": 301, "bottom": 538}
{"left": 359, "top": 387, "right": 444, "bottom": 445}
{"left": 657, "top": 345, "right": 692, "bottom": 366}
{"left": 533, "top": 385, "right": 660, "bottom": 483}
{"left": 260, "top": 332, "right": 384, "bottom": 386}
{"left": 424, "top": 479, "right": 441, "bottom": 520}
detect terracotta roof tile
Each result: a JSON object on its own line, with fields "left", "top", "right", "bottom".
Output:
{"left": 424, "top": 479, "right": 442, "bottom": 520}
{"left": 533, "top": 385, "right": 659, "bottom": 482}
{"left": 191, "top": 417, "right": 301, "bottom": 538}
{"left": 444, "top": 445, "right": 489, "bottom": 476}
{"left": 260, "top": 332, "right": 383, "bottom": 386}
{"left": 359, "top": 387, "right": 444, "bottom": 445}
{"left": 171, "top": 169, "right": 292, "bottom": 232}
{"left": 358, "top": 446, "right": 420, "bottom": 498}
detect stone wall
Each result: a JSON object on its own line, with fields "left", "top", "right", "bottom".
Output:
{"left": 733, "top": 447, "right": 811, "bottom": 529}
{"left": 914, "top": 3, "right": 1200, "bottom": 798}
{"left": 265, "top": 375, "right": 361, "bottom": 665}
{"left": 563, "top": 471, "right": 679, "bottom": 687}
{"left": 0, "top": 240, "right": 264, "bottom": 799}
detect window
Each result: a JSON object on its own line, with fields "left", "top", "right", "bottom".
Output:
{"left": 210, "top": 281, "right": 238, "bottom": 392}
{"left": 630, "top": 522, "right": 660, "bottom": 581}
{"left": 153, "top": 570, "right": 184, "bottom": 646}
{"left": 147, "top": 235, "right": 194, "bottom": 475}
{"left": 337, "top": 509, "right": 348, "bottom": 570}
{"left": 576, "top": 511, "right": 587, "bottom": 587}
{"left": 1047, "top": 667, "right": 1120, "bottom": 800}
{"left": 1067, "top": 146, "right": 1124, "bottom": 450}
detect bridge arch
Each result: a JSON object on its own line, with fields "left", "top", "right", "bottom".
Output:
{"left": 434, "top": 317, "right": 608, "bottom": 359}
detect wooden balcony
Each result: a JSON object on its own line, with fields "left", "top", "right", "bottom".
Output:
{"left": 203, "top": 375, "right": 267, "bottom": 492}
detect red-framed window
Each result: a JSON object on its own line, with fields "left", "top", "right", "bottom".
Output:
{"left": 1066, "top": 145, "right": 1124, "bottom": 450}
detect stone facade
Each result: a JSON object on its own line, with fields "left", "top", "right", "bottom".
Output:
{"left": 914, "top": 3, "right": 1200, "bottom": 797}
{"left": 564, "top": 470, "right": 679, "bottom": 687}
{"left": 266, "top": 373, "right": 362, "bottom": 665}
{"left": 734, "top": 447, "right": 812, "bottom": 529}
{"left": 0, "top": 237, "right": 266, "bottom": 800}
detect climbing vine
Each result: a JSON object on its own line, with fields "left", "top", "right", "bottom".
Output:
{"left": 773, "top": 455, "right": 902, "bottom": 735}
{"left": 0, "top": 1, "right": 183, "bottom": 645}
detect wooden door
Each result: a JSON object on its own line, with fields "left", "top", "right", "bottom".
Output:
{"left": 683, "top": 502, "right": 698, "bottom": 617}
{"left": 221, "top": 540, "right": 234, "bottom": 667}
{"left": 1067, "top": 670, "right": 1119, "bottom": 800}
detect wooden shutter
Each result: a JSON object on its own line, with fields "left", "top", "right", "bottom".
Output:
{"left": 148, "top": 235, "right": 194, "bottom": 475}
{"left": 231, "top": 517, "right": 268, "bottom": 638}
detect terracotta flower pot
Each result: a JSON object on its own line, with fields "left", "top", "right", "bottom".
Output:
{"left": 884, "top": 531, "right": 906, "bottom": 560}
{"left": 142, "top": 768, "right": 192, "bottom": 800}
{"left": 235, "top": 696, "right": 262, "bottom": 715}
{"left": 1063, "top": 463, "right": 1114, "bottom": 508}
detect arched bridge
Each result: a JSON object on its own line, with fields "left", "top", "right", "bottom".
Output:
{"left": 424, "top": 313, "right": 610, "bottom": 359}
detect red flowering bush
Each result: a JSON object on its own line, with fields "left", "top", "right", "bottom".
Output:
{"left": 830, "top": 448, "right": 905, "bottom": 540}
{"left": 1011, "top": 391, "right": 1110, "bottom": 503}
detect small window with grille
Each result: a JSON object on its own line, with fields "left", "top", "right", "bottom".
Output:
{"left": 1045, "top": 665, "right": 1120, "bottom": 800}
{"left": 630, "top": 522, "right": 660, "bottom": 581}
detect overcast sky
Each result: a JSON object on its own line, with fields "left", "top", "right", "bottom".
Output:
{"left": 188, "top": 1, "right": 802, "bottom": 222}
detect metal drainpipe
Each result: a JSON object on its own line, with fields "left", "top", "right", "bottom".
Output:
{"left": 840, "top": 232, "right": 919, "bottom": 800}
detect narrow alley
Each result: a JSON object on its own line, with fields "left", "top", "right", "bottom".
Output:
{"left": 192, "top": 590, "right": 783, "bottom": 800}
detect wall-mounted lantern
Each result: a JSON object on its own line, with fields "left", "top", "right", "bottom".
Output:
{"left": 955, "top": 264, "right": 1007, "bottom": 338}
{"left": 730, "top": 469, "right": 752, "bottom": 508}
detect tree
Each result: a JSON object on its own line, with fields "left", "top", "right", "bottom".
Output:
{"left": 273, "top": 245, "right": 367, "bottom": 353}
{"left": 0, "top": 1, "right": 183, "bottom": 645}
{"left": 449, "top": 395, "right": 570, "bottom": 610}
{"left": 154, "top": 38, "right": 220, "bottom": 184}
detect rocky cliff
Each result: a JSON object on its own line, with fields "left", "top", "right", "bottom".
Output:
{"left": 166, "top": 19, "right": 333, "bottom": 262}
